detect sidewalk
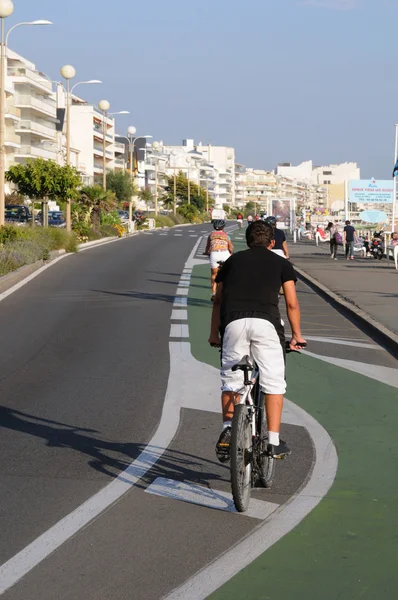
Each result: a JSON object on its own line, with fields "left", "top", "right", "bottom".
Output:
{"left": 290, "top": 239, "right": 398, "bottom": 337}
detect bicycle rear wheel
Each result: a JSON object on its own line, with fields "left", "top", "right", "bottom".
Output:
{"left": 258, "top": 401, "right": 275, "bottom": 488}
{"left": 230, "top": 404, "right": 252, "bottom": 512}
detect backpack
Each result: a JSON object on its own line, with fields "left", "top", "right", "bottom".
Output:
{"left": 335, "top": 232, "right": 343, "bottom": 245}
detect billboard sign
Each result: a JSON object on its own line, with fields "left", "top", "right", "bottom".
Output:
{"left": 349, "top": 178, "right": 394, "bottom": 204}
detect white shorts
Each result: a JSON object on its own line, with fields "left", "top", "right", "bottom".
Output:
{"left": 210, "top": 250, "right": 230, "bottom": 269}
{"left": 272, "top": 249, "right": 285, "bottom": 258}
{"left": 221, "top": 318, "right": 286, "bottom": 395}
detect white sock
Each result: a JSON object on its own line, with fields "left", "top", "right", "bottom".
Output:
{"left": 268, "top": 431, "right": 280, "bottom": 446}
{"left": 223, "top": 421, "right": 231, "bottom": 430}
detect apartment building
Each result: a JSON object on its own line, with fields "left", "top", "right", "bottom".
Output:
{"left": 276, "top": 160, "right": 360, "bottom": 186}
{"left": 234, "top": 165, "right": 328, "bottom": 213}
{"left": 159, "top": 139, "right": 235, "bottom": 208}
{"left": 6, "top": 49, "right": 57, "bottom": 170}
{"left": 69, "top": 97, "right": 116, "bottom": 185}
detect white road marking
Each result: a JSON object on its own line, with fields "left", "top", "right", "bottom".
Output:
{"left": 178, "top": 281, "right": 190, "bottom": 287}
{"left": 170, "top": 324, "right": 189, "bottom": 338}
{"left": 0, "top": 237, "right": 204, "bottom": 596}
{"left": 180, "top": 274, "right": 191, "bottom": 281}
{"left": 188, "top": 230, "right": 195, "bottom": 232}
{"left": 162, "top": 373, "right": 337, "bottom": 600}
{"left": 302, "top": 350, "right": 398, "bottom": 388}
{"left": 174, "top": 234, "right": 183, "bottom": 237}
{"left": 0, "top": 235, "right": 135, "bottom": 303}
{"left": 176, "top": 287, "right": 189, "bottom": 296}
{"left": 173, "top": 297, "right": 188, "bottom": 307}
{"left": 0, "top": 233, "right": 336, "bottom": 596}
{"left": 159, "top": 233, "right": 168, "bottom": 236}
{"left": 171, "top": 310, "right": 188, "bottom": 320}
{"left": 305, "top": 336, "right": 379, "bottom": 349}
{"left": 0, "top": 254, "right": 71, "bottom": 303}
{"left": 190, "top": 235, "right": 199, "bottom": 238}
{"left": 146, "top": 478, "right": 279, "bottom": 520}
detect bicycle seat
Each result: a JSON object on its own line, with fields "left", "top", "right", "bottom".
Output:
{"left": 231, "top": 356, "right": 253, "bottom": 372}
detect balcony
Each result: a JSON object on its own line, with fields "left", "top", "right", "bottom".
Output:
{"left": 17, "top": 119, "right": 55, "bottom": 140}
{"left": 15, "top": 94, "right": 56, "bottom": 117}
{"left": 8, "top": 67, "right": 52, "bottom": 93}
{"left": 114, "top": 158, "right": 125, "bottom": 167}
{"left": 5, "top": 105, "right": 21, "bottom": 121}
{"left": 114, "top": 142, "right": 125, "bottom": 154}
{"left": 15, "top": 145, "right": 56, "bottom": 160}
{"left": 93, "top": 123, "right": 113, "bottom": 142}
{"left": 93, "top": 146, "right": 113, "bottom": 159}
{"left": 5, "top": 132, "right": 21, "bottom": 148}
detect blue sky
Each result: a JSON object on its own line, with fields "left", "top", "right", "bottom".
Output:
{"left": 9, "top": 0, "right": 398, "bottom": 178}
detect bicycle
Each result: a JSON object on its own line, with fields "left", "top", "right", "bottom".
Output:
{"left": 229, "top": 342, "right": 306, "bottom": 512}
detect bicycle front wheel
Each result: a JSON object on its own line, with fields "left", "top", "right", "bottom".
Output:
{"left": 231, "top": 404, "right": 252, "bottom": 512}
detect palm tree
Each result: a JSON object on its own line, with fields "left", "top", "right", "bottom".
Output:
{"left": 79, "top": 185, "right": 117, "bottom": 232}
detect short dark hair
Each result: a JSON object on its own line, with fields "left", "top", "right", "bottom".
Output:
{"left": 345, "top": 220, "right": 351, "bottom": 225}
{"left": 246, "top": 221, "right": 274, "bottom": 248}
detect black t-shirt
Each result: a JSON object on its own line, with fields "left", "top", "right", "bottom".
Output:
{"left": 273, "top": 228, "right": 286, "bottom": 250}
{"left": 344, "top": 225, "right": 356, "bottom": 242}
{"left": 215, "top": 246, "right": 297, "bottom": 335}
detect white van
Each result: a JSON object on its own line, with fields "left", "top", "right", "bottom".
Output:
{"left": 211, "top": 208, "right": 226, "bottom": 222}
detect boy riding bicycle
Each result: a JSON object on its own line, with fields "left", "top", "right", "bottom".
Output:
{"left": 208, "top": 221, "right": 306, "bottom": 461}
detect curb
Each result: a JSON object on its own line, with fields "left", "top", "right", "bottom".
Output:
{"left": 294, "top": 264, "right": 398, "bottom": 358}
{"left": 0, "top": 249, "right": 66, "bottom": 294}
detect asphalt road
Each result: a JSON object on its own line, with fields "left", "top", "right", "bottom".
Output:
{"left": 1, "top": 224, "right": 396, "bottom": 600}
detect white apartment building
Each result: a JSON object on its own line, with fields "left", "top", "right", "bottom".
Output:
{"left": 235, "top": 166, "right": 328, "bottom": 212}
{"left": 159, "top": 139, "right": 235, "bottom": 208}
{"left": 312, "top": 162, "right": 360, "bottom": 186}
{"left": 276, "top": 160, "right": 313, "bottom": 181}
{"left": 276, "top": 160, "right": 360, "bottom": 186}
{"left": 6, "top": 49, "right": 57, "bottom": 177}
{"left": 69, "top": 97, "right": 116, "bottom": 185}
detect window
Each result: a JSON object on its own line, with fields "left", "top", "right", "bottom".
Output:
{"left": 323, "top": 171, "right": 332, "bottom": 175}
{"left": 323, "top": 180, "right": 331, "bottom": 185}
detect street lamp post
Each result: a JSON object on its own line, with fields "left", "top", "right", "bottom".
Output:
{"left": 60, "top": 64, "right": 76, "bottom": 230}
{"left": 186, "top": 156, "right": 191, "bottom": 205}
{"left": 0, "top": 3, "right": 53, "bottom": 225}
{"left": 152, "top": 141, "right": 164, "bottom": 216}
{"left": 118, "top": 129, "right": 152, "bottom": 224}
{"left": 98, "top": 100, "right": 110, "bottom": 190}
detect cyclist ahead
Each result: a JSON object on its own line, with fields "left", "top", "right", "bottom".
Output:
{"left": 264, "top": 216, "right": 290, "bottom": 259}
{"left": 208, "top": 221, "right": 306, "bottom": 461}
{"left": 204, "top": 220, "right": 234, "bottom": 301}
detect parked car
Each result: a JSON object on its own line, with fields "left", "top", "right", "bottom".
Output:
{"left": 5, "top": 204, "right": 32, "bottom": 226}
{"left": 117, "top": 210, "right": 129, "bottom": 223}
{"left": 48, "top": 211, "right": 66, "bottom": 228}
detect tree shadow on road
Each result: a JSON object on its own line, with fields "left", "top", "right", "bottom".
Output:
{"left": 92, "top": 289, "right": 211, "bottom": 308}
{"left": 0, "top": 406, "right": 227, "bottom": 488}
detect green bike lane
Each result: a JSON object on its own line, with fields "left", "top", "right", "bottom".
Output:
{"left": 188, "top": 230, "right": 398, "bottom": 600}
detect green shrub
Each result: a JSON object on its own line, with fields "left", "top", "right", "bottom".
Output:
{"left": 0, "top": 225, "right": 19, "bottom": 245}
{"left": 100, "top": 224, "right": 119, "bottom": 237}
{"left": 101, "top": 210, "right": 121, "bottom": 226}
{"left": 0, "top": 225, "right": 78, "bottom": 276}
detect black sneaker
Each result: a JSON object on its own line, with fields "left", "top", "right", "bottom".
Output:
{"left": 266, "top": 440, "right": 291, "bottom": 459}
{"left": 216, "top": 427, "right": 231, "bottom": 463}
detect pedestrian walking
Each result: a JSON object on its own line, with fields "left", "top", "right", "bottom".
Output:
{"left": 344, "top": 220, "right": 357, "bottom": 260}
{"left": 326, "top": 222, "right": 338, "bottom": 260}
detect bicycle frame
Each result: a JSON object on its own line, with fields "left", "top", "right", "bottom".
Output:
{"left": 233, "top": 364, "right": 261, "bottom": 438}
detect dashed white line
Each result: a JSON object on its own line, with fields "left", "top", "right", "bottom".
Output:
{"left": 176, "top": 288, "right": 189, "bottom": 296}
{"left": 171, "top": 309, "right": 188, "bottom": 320}
{"left": 173, "top": 297, "right": 188, "bottom": 307}
{"left": 170, "top": 324, "right": 189, "bottom": 338}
